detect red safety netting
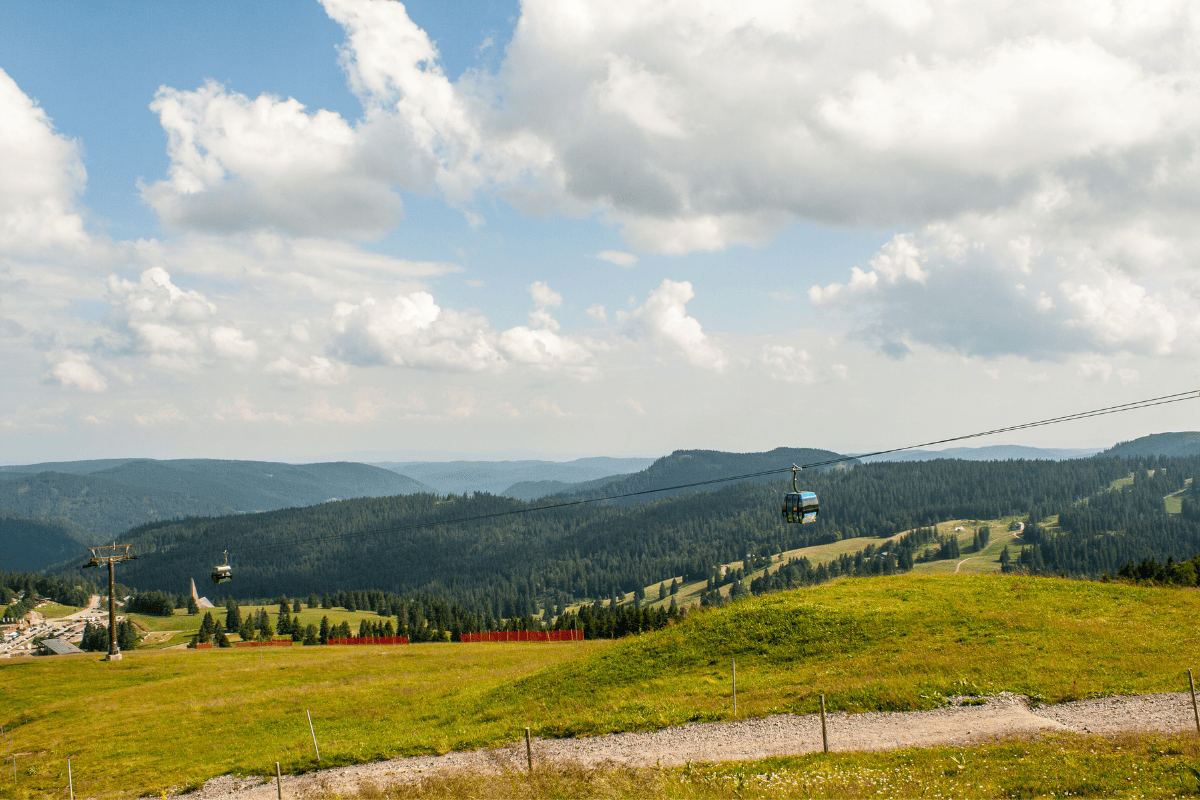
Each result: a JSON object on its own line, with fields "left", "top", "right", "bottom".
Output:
{"left": 460, "top": 630, "right": 584, "bottom": 643}
{"left": 234, "top": 639, "right": 295, "bottom": 648}
{"left": 326, "top": 636, "right": 410, "bottom": 645}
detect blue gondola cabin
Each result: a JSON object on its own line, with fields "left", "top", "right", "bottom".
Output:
{"left": 783, "top": 491, "right": 819, "bottom": 524}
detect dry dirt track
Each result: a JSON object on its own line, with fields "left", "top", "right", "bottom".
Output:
{"left": 179, "top": 692, "right": 1200, "bottom": 798}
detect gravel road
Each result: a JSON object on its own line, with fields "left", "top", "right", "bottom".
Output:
{"left": 178, "top": 691, "right": 1200, "bottom": 798}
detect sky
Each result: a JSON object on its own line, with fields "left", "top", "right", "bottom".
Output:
{"left": 1, "top": 0, "right": 1198, "bottom": 464}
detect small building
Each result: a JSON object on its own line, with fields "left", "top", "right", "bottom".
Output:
{"left": 38, "top": 638, "right": 84, "bottom": 656}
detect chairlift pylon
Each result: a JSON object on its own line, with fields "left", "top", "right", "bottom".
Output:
{"left": 782, "top": 464, "right": 819, "bottom": 524}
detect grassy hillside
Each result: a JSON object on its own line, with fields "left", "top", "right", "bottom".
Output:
{"left": 4, "top": 573, "right": 1199, "bottom": 797}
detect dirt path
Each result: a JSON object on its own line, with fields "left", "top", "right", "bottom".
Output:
{"left": 178, "top": 692, "right": 1200, "bottom": 798}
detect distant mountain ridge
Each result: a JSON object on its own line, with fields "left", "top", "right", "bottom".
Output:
{"left": 373, "top": 457, "right": 657, "bottom": 496}
{"left": 0, "top": 459, "right": 433, "bottom": 546}
{"left": 860, "top": 445, "right": 1103, "bottom": 462}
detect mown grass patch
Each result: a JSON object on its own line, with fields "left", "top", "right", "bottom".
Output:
{"left": 310, "top": 731, "right": 1200, "bottom": 799}
{"left": 31, "top": 603, "right": 79, "bottom": 620}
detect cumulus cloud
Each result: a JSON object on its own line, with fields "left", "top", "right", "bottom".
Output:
{"left": 331, "top": 291, "right": 502, "bottom": 371}
{"left": 810, "top": 206, "right": 1196, "bottom": 361}
{"left": 622, "top": 279, "right": 726, "bottom": 371}
{"left": 45, "top": 352, "right": 108, "bottom": 393}
{"left": 498, "top": 281, "right": 596, "bottom": 371}
{"left": 106, "top": 267, "right": 258, "bottom": 371}
{"left": 0, "top": 68, "right": 87, "bottom": 252}
{"left": 133, "top": 0, "right": 1200, "bottom": 273}
{"left": 142, "top": 81, "right": 403, "bottom": 237}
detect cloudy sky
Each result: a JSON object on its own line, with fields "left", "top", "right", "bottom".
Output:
{"left": 1, "top": 0, "right": 1197, "bottom": 464}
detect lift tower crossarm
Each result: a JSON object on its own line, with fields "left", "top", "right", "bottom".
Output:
{"left": 81, "top": 544, "right": 137, "bottom": 662}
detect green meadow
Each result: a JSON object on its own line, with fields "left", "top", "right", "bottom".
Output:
{"left": 3, "top": 573, "right": 1200, "bottom": 798}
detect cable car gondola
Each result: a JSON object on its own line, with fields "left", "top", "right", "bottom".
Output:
{"left": 782, "top": 465, "right": 819, "bottom": 524}
{"left": 211, "top": 551, "right": 232, "bottom": 584}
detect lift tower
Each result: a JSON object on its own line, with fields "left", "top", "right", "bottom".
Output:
{"left": 82, "top": 544, "right": 137, "bottom": 661}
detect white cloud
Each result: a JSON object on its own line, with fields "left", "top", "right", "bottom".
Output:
{"left": 597, "top": 250, "right": 638, "bottom": 267}
{"left": 331, "top": 291, "right": 503, "bottom": 371}
{"left": 46, "top": 352, "right": 108, "bottom": 393}
{"left": 624, "top": 279, "right": 726, "bottom": 371}
{"left": 497, "top": 282, "right": 597, "bottom": 372}
{"left": 105, "top": 267, "right": 258, "bottom": 372}
{"left": 0, "top": 68, "right": 88, "bottom": 252}
{"left": 142, "top": 81, "right": 402, "bottom": 237}
{"left": 265, "top": 356, "right": 344, "bottom": 385}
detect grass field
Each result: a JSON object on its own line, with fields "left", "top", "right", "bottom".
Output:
{"left": 4, "top": 573, "right": 1200, "bottom": 798}
{"left": 31, "top": 603, "right": 80, "bottom": 620}
{"left": 128, "top": 604, "right": 411, "bottom": 648}
{"left": 310, "top": 731, "right": 1200, "bottom": 799}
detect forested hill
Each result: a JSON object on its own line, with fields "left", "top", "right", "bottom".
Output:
{"left": 0, "top": 459, "right": 432, "bottom": 542}
{"left": 1103, "top": 432, "right": 1200, "bottom": 458}
{"left": 551, "top": 447, "right": 851, "bottom": 505}
{"left": 0, "top": 513, "right": 80, "bottom": 573}
{"left": 87, "top": 456, "right": 1135, "bottom": 616}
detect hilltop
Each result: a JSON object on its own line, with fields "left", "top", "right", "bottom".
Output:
{"left": 1102, "top": 431, "right": 1200, "bottom": 458}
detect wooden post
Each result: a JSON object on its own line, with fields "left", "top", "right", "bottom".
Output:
{"left": 524, "top": 726, "right": 533, "bottom": 774}
{"left": 276, "top": 761, "right": 283, "bottom": 800}
{"left": 1190, "top": 669, "right": 1200, "bottom": 735}
{"left": 820, "top": 694, "right": 829, "bottom": 753}
{"left": 307, "top": 710, "right": 320, "bottom": 761}
{"left": 68, "top": 758, "right": 74, "bottom": 800}
{"left": 732, "top": 658, "right": 737, "bottom": 717}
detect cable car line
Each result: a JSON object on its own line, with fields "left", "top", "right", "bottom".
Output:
{"left": 201, "top": 389, "right": 1197, "bottom": 566}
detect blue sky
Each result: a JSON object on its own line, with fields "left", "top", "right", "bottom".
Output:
{"left": 1, "top": 0, "right": 1197, "bottom": 463}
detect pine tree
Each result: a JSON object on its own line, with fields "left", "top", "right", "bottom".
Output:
{"left": 187, "top": 595, "right": 199, "bottom": 615}
{"left": 117, "top": 619, "right": 138, "bottom": 651}
{"left": 319, "top": 615, "right": 330, "bottom": 644}
{"left": 198, "top": 612, "right": 215, "bottom": 644}
{"left": 670, "top": 578, "right": 679, "bottom": 595}
{"left": 308, "top": 593, "right": 319, "bottom": 609}
{"left": 293, "top": 598, "right": 302, "bottom": 613}
{"left": 224, "top": 597, "right": 241, "bottom": 632}
{"left": 303, "top": 624, "right": 319, "bottom": 645}
{"left": 216, "top": 629, "right": 232, "bottom": 648}
{"left": 658, "top": 582, "right": 666, "bottom": 600}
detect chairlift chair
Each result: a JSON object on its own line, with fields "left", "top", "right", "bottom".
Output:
{"left": 782, "top": 465, "right": 819, "bottom": 524}
{"left": 211, "top": 551, "right": 232, "bottom": 584}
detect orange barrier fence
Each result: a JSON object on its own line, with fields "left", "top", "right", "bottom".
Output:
{"left": 234, "top": 639, "right": 295, "bottom": 648}
{"left": 461, "top": 630, "right": 583, "bottom": 643}
{"left": 327, "top": 636, "right": 410, "bottom": 645}
{"left": 194, "top": 642, "right": 213, "bottom": 649}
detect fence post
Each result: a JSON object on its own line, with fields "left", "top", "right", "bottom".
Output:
{"left": 732, "top": 658, "right": 737, "bottom": 717}
{"left": 1190, "top": 669, "right": 1200, "bottom": 735}
{"left": 820, "top": 694, "right": 829, "bottom": 753}
{"left": 276, "top": 761, "right": 283, "bottom": 800}
{"left": 525, "top": 727, "right": 533, "bottom": 774}
{"left": 68, "top": 758, "right": 74, "bottom": 800}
